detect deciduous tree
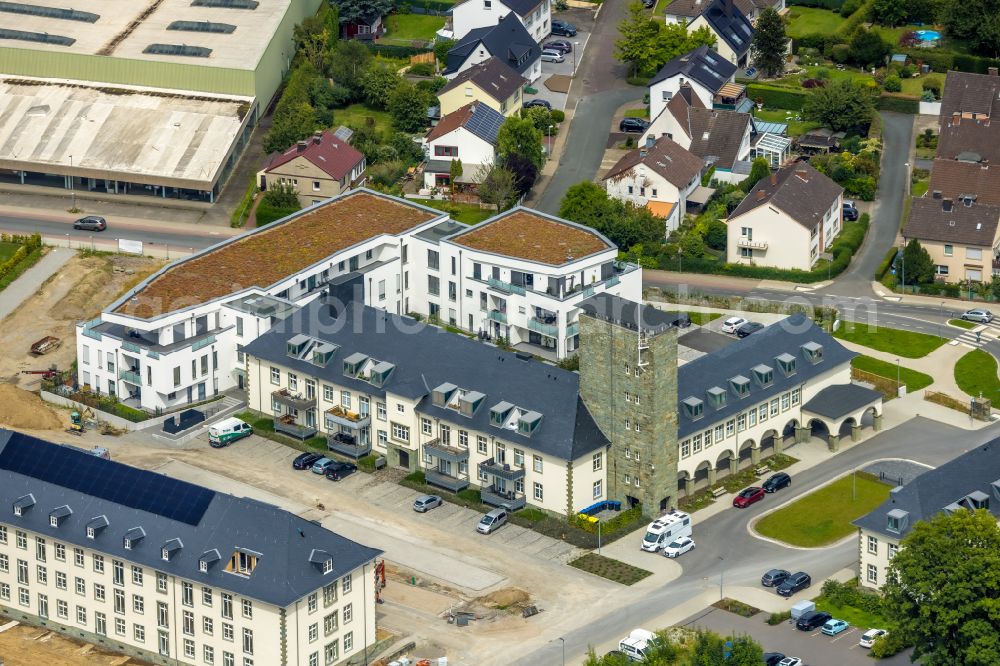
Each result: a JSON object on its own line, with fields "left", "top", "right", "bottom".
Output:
{"left": 803, "top": 79, "right": 875, "bottom": 131}
{"left": 388, "top": 80, "right": 430, "bottom": 132}
{"left": 743, "top": 157, "right": 771, "bottom": 191}
{"left": 361, "top": 62, "right": 401, "bottom": 110}
{"left": 847, "top": 28, "right": 890, "bottom": 68}
{"left": 262, "top": 181, "right": 301, "bottom": 208}
{"left": 333, "top": 0, "right": 392, "bottom": 26}
{"left": 497, "top": 116, "right": 544, "bottom": 169}
{"left": 750, "top": 8, "right": 787, "bottom": 77}
{"left": 943, "top": 0, "right": 1000, "bottom": 55}
{"left": 476, "top": 164, "right": 518, "bottom": 211}
{"left": 615, "top": 1, "right": 662, "bottom": 76}
{"left": 899, "top": 238, "right": 934, "bottom": 284}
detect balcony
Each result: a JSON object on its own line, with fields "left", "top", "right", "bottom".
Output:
{"left": 327, "top": 431, "right": 371, "bottom": 458}
{"left": 191, "top": 335, "right": 215, "bottom": 352}
{"left": 479, "top": 457, "right": 525, "bottom": 481}
{"left": 272, "top": 389, "right": 315, "bottom": 411}
{"left": 119, "top": 369, "right": 141, "bottom": 385}
{"left": 488, "top": 309, "right": 508, "bottom": 324}
{"left": 426, "top": 469, "right": 470, "bottom": 492}
{"left": 737, "top": 238, "right": 768, "bottom": 250}
{"left": 482, "top": 486, "right": 527, "bottom": 510}
{"left": 488, "top": 277, "right": 526, "bottom": 296}
{"left": 325, "top": 405, "right": 371, "bottom": 429}
{"left": 424, "top": 438, "right": 469, "bottom": 464}
{"left": 566, "top": 321, "right": 579, "bottom": 337}
{"left": 528, "top": 317, "right": 558, "bottom": 337}
{"left": 275, "top": 414, "right": 317, "bottom": 439}
{"left": 122, "top": 341, "right": 141, "bottom": 353}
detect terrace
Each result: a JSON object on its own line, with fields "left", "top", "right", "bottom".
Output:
{"left": 327, "top": 431, "right": 371, "bottom": 458}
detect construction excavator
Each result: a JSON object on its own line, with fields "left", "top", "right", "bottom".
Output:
{"left": 67, "top": 407, "right": 95, "bottom": 436}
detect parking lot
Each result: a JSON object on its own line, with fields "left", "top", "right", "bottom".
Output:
{"left": 680, "top": 606, "right": 911, "bottom": 666}
{"left": 523, "top": 15, "right": 592, "bottom": 111}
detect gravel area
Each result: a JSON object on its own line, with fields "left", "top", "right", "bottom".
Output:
{"left": 862, "top": 459, "right": 932, "bottom": 487}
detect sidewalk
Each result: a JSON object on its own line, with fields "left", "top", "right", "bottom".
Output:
{"left": 836, "top": 336, "right": 973, "bottom": 398}
{"left": 0, "top": 247, "right": 73, "bottom": 322}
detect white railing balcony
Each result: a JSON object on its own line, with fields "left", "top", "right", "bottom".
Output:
{"left": 737, "top": 238, "right": 768, "bottom": 250}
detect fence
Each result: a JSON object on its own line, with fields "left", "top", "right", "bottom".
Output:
{"left": 410, "top": 52, "right": 435, "bottom": 65}
{"left": 924, "top": 390, "right": 971, "bottom": 415}
{"left": 851, "top": 367, "right": 900, "bottom": 399}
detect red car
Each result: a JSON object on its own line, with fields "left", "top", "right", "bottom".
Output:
{"left": 733, "top": 486, "right": 766, "bottom": 508}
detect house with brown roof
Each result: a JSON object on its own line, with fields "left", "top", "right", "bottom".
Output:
{"left": 437, "top": 57, "right": 527, "bottom": 118}
{"left": 928, "top": 159, "right": 1000, "bottom": 206}
{"left": 602, "top": 136, "right": 705, "bottom": 232}
{"left": 726, "top": 163, "right": 844, "bottom": 271}
{"left": 257, "top": 130, "right": 366, "bottom": 207}
{"left": 422, "top": 102, "right": 505, "bottom": 191}
{"left": 937, "top": 69, "right": 1000, "bottom": 165}
{"left": 903, "top": 196, "right": 1000, "bottom": 283}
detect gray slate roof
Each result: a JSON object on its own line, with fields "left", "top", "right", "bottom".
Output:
{"left": 453, "top": 0, "right": 543, "bottom": 17}
{"left": 903, "top": 197, "right": 1000, "bottom": 247}
{"left": 650, "top": 44, "right": 738, "bottom": 93}
{"left": 701, "top": 0, "right": 754, "bottom": 58}
{"left": 801, "top": 384, "right": 882, "bottom": 419}
{"left": 445, "top": 13, "right": 540, "bottom": 76}
{"left": 676, "top": 313, "right": 857, "bottom": 437}
{"left": 438, "top": 56, "right": 527, "bottom": 104}
{"left": 241, "top": 299, "right": 610, "bottom": 461}
{"left": 729, "top": 162, "right": 843, "bottom": 227}
{"left": 853, "top": 435, "right": 1000, "bottom": 539}
{"left": 0, "top": 430, "right": 381, "bottom": 607}
{"left": 686, "top": 108, "right": 753, "bottom": 170}
{"left": 579, "top": 293, "right": 687, "bottom": 335}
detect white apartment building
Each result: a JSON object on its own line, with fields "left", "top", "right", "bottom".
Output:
{"left": 451, "top": 0, "right": 552, "bottom": 42}
{"left": 0, "top": 429, "right": 381, "bottom": 666}
{"left": 242, "top": 300, "right": 610, "bottom": 516}
{"left": 853, "top": 438, "right": 1000, "bottom": 590}
{"left": 75, "top": 190, "right": 640, "bottom": 414}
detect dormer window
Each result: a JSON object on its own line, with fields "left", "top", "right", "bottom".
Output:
{"left": 226, "top": 549, "right": 260, "bottom": 577}
{"left": 369, "top": 361, "right": 395, "bottom": 387}
{"left": 707, "top": 387, "right": 727, "bottom": 409}
{"left": 682, "top": 397, "right": 704, "bottom": 420}
{"left": 776, "top": 353, "right": 796, "bottom": 376}
{"left": 886, "top": 509, "right": 908, "bottom": 533}
{"left": 729, "top": 376, "right": 751, "bottom": 398}
{"left": 161, "top": 538, "right": 183, "bottom": 562}
{"left": 490, "top": 401, "right": 514, "bottom": 426}
{"left": 459, "top": 391, "right": 486, "bottom": 417}
{"left": 200, "top": 561, "right": 208, "bottom": 573}
{"left": 433, "top": 382, "right": 458, "bottom": 407}
{"left": 199, "top": 549, "right": 221, "bottom": 573}
{"left": 311, "top": 343, "right": 336, "bottom": 367}
{"left": 517, "top": 411, "right": 543, "bottom": 437}
{"left": 343, "top": 352, "right": 369, "bottom": 377}
{"left": 49, "top": 505, "right": 72, "bottom": 528}
{"left": 50, "top": 516, "right": 58, "bottom": 527}
{"left": 286, "top": 334, "right": 309, "bottom": 358}
{"left": 323, "top": 559, "right": 333, "bottom": 574}
{"left": 992, "top": 479, "right": 1000, "bottom": 502}
{"left": 801, "top": 341, "right": 823, "bottom": 364}
{"left": 86, "top": 515, "right": 109, "bottom": 540}
{"left": 123, "top": 526, "right": 146, "bottom": 550}
{"left": 12, "top": 493, "right": 35, "bottom": 517}
{"left": 965, "top": 490, "right": 989, "bottom": 510}
{"left": 752, "top": 365, "right": 773, "bottom": 387}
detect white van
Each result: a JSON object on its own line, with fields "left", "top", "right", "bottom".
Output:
{"left": 208, "top": 418, "right": 253, "bottom": 448}
{"left": 619, "top": 629, "right": 660, "bottom": 661}
{"left": 640, "top": 510, "right": 692, "bottom": 552}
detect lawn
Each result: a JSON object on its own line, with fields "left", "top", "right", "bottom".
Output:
{"left": 785, "top": 7, "right": 845, "bottom": 39}
{"left": 624, "top": 108, "right": 649, "bottom": 118}
{"left": 417, "top": 199, "right": 495, "bottom": 225}
{"left": 0, "top": 241, "right": 18, "bottom": 263}
{"left": 833, "top": 322, "right": 946, "bottom": 358}
{"left": 813, "top": 587, "right": 889, "bottom": 629}
{"left": 751, "top": 109, "right": 821, "bottom": 138}
{"left": 900, "top": 72, "right": 944, "bottom": 97}
{"left": 383, "top": 13, "right": 445, "bottom": 43}
{"left": 334, "top": 103, "right": 393, "bottom": 135}
{"left": 949, "top": 318, "right": 977, "bottom": 330}
{"left": 754, "top": 473, "right": 892, "bottom": 547}
{"left": 851, "top": 355, "right": 933, "bottom": 392}
{"left": 911, "top": 180, "right": 928, "bottom": 197}
{"left": 569, "top": 553, "right": 652, "bottom": 585}
{"left": 954, "top": 349, "right": 1000, "bottom": 403}
{"left": 664, "top": 310, "right": 723, "bottom": 325}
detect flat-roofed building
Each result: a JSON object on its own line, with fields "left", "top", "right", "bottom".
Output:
{"left": 0, "top": 428, "right": 381, "bottom": 665}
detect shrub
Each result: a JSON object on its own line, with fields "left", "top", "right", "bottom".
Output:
{"left": 795, "top": 33, "right": 833, "bottom": 52}
{"left": 550, "top": 109, "right": 566, "bottom": 123}
{"left": 403, "top": 470, "right": 426, "bottom": 484}
{"left": 875, "top": 244, "right": 898, "bottom": 280}
{"left": 788, "top": 0, "right": 844, "bottom": 8}
{"left": 358, "top": 454, "right": 378, "bottom": 472}
{"left": 766, "top": 610, "right": 792, "bottom": 625}
{"left": 840, "top": 0, "right": 862, "bottom": 15}
{"left": 882, "top": 74, "right": 901, "bottom": 92}
{"left": 921, "top": 78, "right": 942, "bottom": 97}
{"left": 255, "top": 202, "right": 299, "bottom": 226}
{"left": 830, "top": 43, "right": 851, "bottom": 63}
{"left": 876, "top": 93, "right": 919, "bottom": 114}
{"left": 802, "top": 78, "right": 826, "bottom": 88}
{"left": 407, "top": 62, "right": 435, "bottom": 76}
{"left": 870, "top": 632, "right": 910, "bottom": 658}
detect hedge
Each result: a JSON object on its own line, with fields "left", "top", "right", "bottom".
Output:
{"left": 367, "top": 43, "right": 431, "bottom": 58}
{"left": 401, "top": 0, "right": 454, "bottom": 12}
{"left": 876, "top": 93, "right": 920, "bottom": 114}
{"left": 874, "top": 244, "right": 898, "bottom": 280}
{"left": 788, "top": 0, "right": 844, "bottom": 8}
{"left": 255, "top": 202, "right": 300, "bottom": 226}
{"left": 902, "top": 49, "right": 1000, "bottom": 74}
{"left": 747, "top": 83, "right": 809, "bottom": 110}
{"left": 0, "top": 233, "right": 41, "bottom": 284}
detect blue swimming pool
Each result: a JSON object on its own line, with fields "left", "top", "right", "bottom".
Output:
{"left": 915, "top": 29, "right": 941, "bottom": 41}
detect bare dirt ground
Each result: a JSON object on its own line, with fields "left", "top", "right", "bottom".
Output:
{"left": 0, "top": 621, "right": 150, "bottom": 665}
{"left": 0, "top": 252, "right": 162, "bottom": 397}
{"left": 0, "top": 383, "right": 62, "bottom": 429}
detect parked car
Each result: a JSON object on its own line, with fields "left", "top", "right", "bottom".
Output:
{"left": 673, "top": 313, "right": 692, "bottom": 328}
{"left": 736, "top": 321, "right": 764, "bottom": 338}
{"left": 777, "top": 658, "right": 803, "bottom": 666}
{"left": 843, "top": 200, "right": 859, "bottom": 221}
{"left": 524, "top": 98, "right": 552, "bottom": 110}
{"left": 551, "top": 19, "right": 577, "bottom": 36}
{"left": 777, "top": 571, "right": 812, "bottom": 597}
{"left": 762, "top": 472, "right": 791, "bottom": 493}
{"left": 292, "top": 452, "right": 323, "bottom": 470}
{"left": 208, "top": 417, "right": 252, "bottom": 448}
{"left": 721, "top": 316, "right": 747, "bottom": 334}
{"left": 311, "top": 457, "right": 336, "bottom": 474}
{"left": 744, "top": 67, "right": 757, "bottom": 78}
{"left": 760, "top": 568, "right": 790, "bottom": 587}
{"left": 822, "top": 619, "right": 850, "bottom": 636}
{"left": 619, "top": 117, "right": 650, "bottom": 133}
{"left": 733, "top": 486, "right": 765, "bottom": 508}
{"left": 642, "top": 0, "right": 655, "bottom": 7}
{"left": 324, "top": 460, "right": 357, "bottom": 481}
{"left": 544, "top": 39, "right": 573, "bottom": 53}
{"left": 662, "top": 536, "right": 695, "bottom": 558}
{"left": 477, "top": 507, "right": 508, "bottom": 534}
{"left": 795, "top": 610, "right": 832, "bottom": 631}
{"left": 73, "top": 215, "right": 107, "bottom": 231}
{"left": 859, "top": 628, "right": 887, "bottom": 649}
{"left": 413, "top": 495, "right": 443, "bottom": 512}
{"left": 762, "top": 653, "right": 786, "bottom": 666}
{"left": 962, "top": 308, "right": 993, "bottom": 323}
{"left": 541, "top": 49, "right": 565, "bottom": 63}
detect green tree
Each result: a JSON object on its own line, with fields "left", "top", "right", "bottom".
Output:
{"left": 883, "top": 74, "right": 902, "bottom": 92}
{"left": 559, "top": 182, "right": 622, "bottom": 233}
{"left": 505, "top": 153, "right": 538, "bottom": 196}
{"left": 750, "top": 8, "right": 787, "bottom": 77}
{"left": 704, "top": 218, "right": 728, "bottom": 250}
{"left": 687, "top": 631, "right": 764, "bottom": 666}
{"left": 262, "top": 181, "right": 301, "bottom": 208}
{"left": 497, "top": 116, "right": 544, "bottom": 169}
{"left": 434, "top": 38, "right": 456, "bottom": 66}
{"left": 523, "top": 105, "right": 555, "bottom": 133}
{"left": 334, "top": 0, "right": 392, "bottom": 26}
{"left": 651, "top": 24, "right": 717, "bottom": 75}
{"left": 871, "top": 0, "right": 908, "bottom": 25}
{"left": 264, "top": 100, "right": 318, "bottom": 153}
{"left": 883, "top": 509, "right": 1000, "bottom": 665}
{"left": 899, "top": 238, "right": 934, "bottom": 284}
{"left": 329, "top": 39, "right": 373, "bottom": 100}
{"left": 449, "top": 159, "right": 463, "bottom": 195}
{"left": 848, "top": 28, "right": 890, "bottom": 68}
{"left": 803, "top": 79, "right": 876, "bottom": 131}
{"left": 476, "top": 163, "right": 518, "bottom": 211}
{"left": 388, "top": 80, "right": 429, "bottom": 132}
{"left": 743, "top": 157, "right": 771, "bottom": 191}
{"left": 943, "top": 0, "right": 1000, "bottom": 54}
{"left": 362, "top": 62, "right": 401, "bottom": 110}
{"left": 615, "top": 1, "right": 662, "bottom": 76}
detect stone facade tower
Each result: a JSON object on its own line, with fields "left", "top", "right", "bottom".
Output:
{"left": 578, "top": 294, "right": 679, "bottom": 515}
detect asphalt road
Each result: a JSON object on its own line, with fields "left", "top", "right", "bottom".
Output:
{"left": 511, "top": 417, "right": 1000, "bottom": 665}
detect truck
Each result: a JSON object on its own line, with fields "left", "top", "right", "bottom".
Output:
{"left": 640, "top": 509, "right": 692, "bottom": 552}
{"left": 619, "top": 629, "right": 661, "bottom": 661}
{"left": 208, "top": 418, "right": 254, "bottom": 448}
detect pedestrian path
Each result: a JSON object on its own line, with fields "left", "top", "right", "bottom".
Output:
{"left": 0, "top": 246, "right": 72, "bottom": 322}
{"left": 950, "top": 320, "right": 1000, "bottom": 349}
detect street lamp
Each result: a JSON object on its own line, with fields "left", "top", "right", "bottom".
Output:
{"left": 896, "top": 357, "right": 901, "bottom": 395}
{"left": 69, "top": 154, "right": 76, "bottom": 211}
{"left": 572, "top": 41, "right": 580, "bottom": 75}
{"left": 678, "top": 246, "right": 683, "bottom": 272}
{"left": 940, "top": 301, "right": 945, "bottom": 336}
{"left": 547, "top": 124, "right": 554, "bottom": 161}
{"left": 718, "top": 555, "right": 725, "bottom": 600}
{"left": 558, "top": 637, "right": 565, "bottom": 666}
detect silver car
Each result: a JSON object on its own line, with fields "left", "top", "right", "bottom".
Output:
{"left": 413, "top": 495, "right": 443, "bottom": 512}
{"left": 962, "top": 309, "right": 993, "bottom": 323}
{"left": 540, "top": 49, "right": 565, "bottom": 63}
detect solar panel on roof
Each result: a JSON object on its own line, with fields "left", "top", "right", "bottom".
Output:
{"left": 465, "top": 106, "right": 505, "bottom": 144}
{"left": 0, "top": 1, "right": 98, "bottom": 22}
{"left": 0, "top": 434, "right": 214, "bottom": 526}
{"left": 168, "top": 20, "right": 237, "bottom": 33}
{"left": 144, "top": 43, "right": 213, "bottom": 57}
{"left": 0, "top": 28, "right": 74, "bottom": 45}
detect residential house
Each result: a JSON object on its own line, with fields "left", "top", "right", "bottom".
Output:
{"left": 257, "top": 130, "right": 366, "bottom": 207}
{"left": 726, "top": 163, "right": 844, "bottom": 270}
{"left": 649, "top": 46, "right": 739, "bottom": 119}
{"left": 937, "top": 69, "right": 1000, "bottom": 165}
{"left": 928, "top": 159, "right": 1000, "bottom": 206}
{"left": 664, "top": 0, "right": 784, "bottom": 24}
{"left": 422, "top": 102, "right": 505, "bottom": 191}
{"left": 687, "top": 0, "right": 754, "bottom": 66}
{"left": 602, "top": 135, "right": 705, "bottom": 233}
{"left": 853, "top": 436, "right": 1000, "bottom": 589}
{"left": 451, "top": 0, "right": 552, "bottom": 42}
{"left": 445, "top": 13, "right": 542, "bottom": 83}
{"left": 0, "top": 429, "right": 381, "bottom": 666}
{"left": 437, "top": 57, "right": 527, "bottom": 118}
{"left": 902, "top": 196, "right": 1000, "bottom": 283}
{"left": 342, "top": 13, "right": 385, "bottom": 41}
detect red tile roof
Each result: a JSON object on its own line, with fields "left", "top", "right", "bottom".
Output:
{"left": 263, "top": 131, "right": 364, "bottom": 181}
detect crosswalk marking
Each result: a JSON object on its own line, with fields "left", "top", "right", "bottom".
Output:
{"left": 953, "top": 321, "right": 1000, "bottom": 348}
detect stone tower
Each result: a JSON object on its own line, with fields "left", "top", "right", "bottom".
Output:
{"left": 578, "top": 294, "right": 679, "bottom": 516}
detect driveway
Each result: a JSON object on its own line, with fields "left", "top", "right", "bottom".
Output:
{"left": 524, "top": 28, "right": 592, "bottom": 111}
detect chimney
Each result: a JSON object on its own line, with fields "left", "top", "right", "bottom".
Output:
{"left": 755, "top": 190, "right": 766, "bottom": 201}
{"left": 645, "top": 135, "right": 656, "bottom": 149}
{"left": 640, "top": 147, "right": 648, "bottom": 157}
{"left": 312, "top": 131, "right": 322, "bottom": 144}
{"left": 952, "top": 112, "right": 961, "bottom": 126}
{"left": 932, "top": 190, "right": 942, "bottom": 198}
{"left": 990, "top": 66, "right": 999, "bottom": 76}
{"left": 770, "top": 173, "right": 777, "bottom": 186}
{"left": 943, "top": 198, "right": 953, "bottom": 212}
{"left": 296, "top": 140, "right": 308, "bottom": 152}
